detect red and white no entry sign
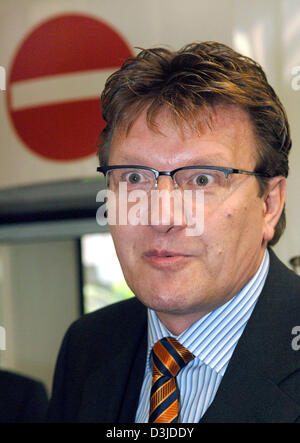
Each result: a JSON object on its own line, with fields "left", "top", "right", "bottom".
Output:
{"left": 6, "top": 13, "right": 133, "bottom": 161}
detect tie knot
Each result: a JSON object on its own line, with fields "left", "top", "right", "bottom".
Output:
{"left": 152, "top": 337, "right": 194, "bottom": 379}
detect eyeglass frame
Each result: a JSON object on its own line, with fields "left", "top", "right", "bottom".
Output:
{"left": 97, "top": 165, "right": 271, "bottom": 189}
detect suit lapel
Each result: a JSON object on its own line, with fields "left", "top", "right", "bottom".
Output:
{"left": 78, "top": 299, "right": 147, "bottom": 423}
{"left": 201, "top": 248, "right": 300, "bottom": 422}
{"left": 200, "top": 346, "right": 300, "bottom": 422}
{"left": 118, "top": 330, "right": 148, "bottom": 422}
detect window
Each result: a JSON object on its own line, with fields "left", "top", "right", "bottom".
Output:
{"left": 81, "top": 233, "right": 134, "bottom": 314}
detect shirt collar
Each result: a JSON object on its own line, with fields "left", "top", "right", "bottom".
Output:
{"left": 146, "top": 249, "right": 270, "bottom": 374}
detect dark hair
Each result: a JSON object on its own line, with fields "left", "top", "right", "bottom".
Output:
{"left": 97, "top": 41, "right": 291, "bottom": 245}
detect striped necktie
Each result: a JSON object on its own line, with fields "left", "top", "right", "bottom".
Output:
{"left": 149, "top": 336, "right": 194, "bottom": 423}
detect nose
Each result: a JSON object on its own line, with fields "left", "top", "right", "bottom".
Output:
{"left": 155, "top": 175, "right": 176, "bottom": 191}
{"left": 150, "top": 176, "right": 187, "bottom": 233}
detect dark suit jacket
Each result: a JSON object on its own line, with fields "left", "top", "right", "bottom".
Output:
{"left": 47, "top": 248, "right": 300, "bottom": 422}
{"left": 0, "top": 370, "right": 48, "bottom": 423}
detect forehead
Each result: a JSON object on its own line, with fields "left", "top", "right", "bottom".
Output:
{"left": 109, "top": 104, "right": 258, "bottom": 168}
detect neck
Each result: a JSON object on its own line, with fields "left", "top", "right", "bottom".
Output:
{"left": 155, "top": 310, "right": 210, "bottom": 336}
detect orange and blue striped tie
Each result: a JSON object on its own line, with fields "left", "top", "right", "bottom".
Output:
{"left": 149, "top": 337, "right": 194, "bottom": 423}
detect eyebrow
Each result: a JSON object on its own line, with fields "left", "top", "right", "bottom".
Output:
{"left": 111, "top": 155, "right": 230, "bottom": 167}
{"left": 185, "top": 157, "right": 229, "bottom": 166}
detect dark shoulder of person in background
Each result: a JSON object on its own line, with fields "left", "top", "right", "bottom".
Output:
{"left": 0, "top": 369, "right": 49, "bottom": 423}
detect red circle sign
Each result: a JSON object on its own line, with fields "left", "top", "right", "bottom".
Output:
{"left": 6, "top": 14, "right": 133, "bottom": 161}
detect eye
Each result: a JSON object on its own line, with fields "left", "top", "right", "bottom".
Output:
{"left": 193, "top": 174, "right": 214, "bottom": 187}
{"left": 125, "top": 171, "right": 144, "bottom": 184}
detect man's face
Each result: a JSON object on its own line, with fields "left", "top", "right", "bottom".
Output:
{"left": 108, "top": 105, "right": 270, "bottom": 333}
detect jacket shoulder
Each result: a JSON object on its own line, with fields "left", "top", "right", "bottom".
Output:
{"left": 70, "top": 297, "right": 146, "bottom": 337}
{"left": 47, "top": 297, "right": 147, "bottom": 422}
{"left": 240, "top": 248, "right": 300, "bottom": 381}
{"left": 62, "top": 297, "right": 147, "bottom": 363}
{"left": 267, "top": 248, "right": 300, "bottom": 310}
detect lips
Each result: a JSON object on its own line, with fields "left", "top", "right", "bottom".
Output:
{"left": 143, "top": 249, "right": 191, "bottom": 268}
{"left": 145, "top": 249, "right": 186, "bottom": 258}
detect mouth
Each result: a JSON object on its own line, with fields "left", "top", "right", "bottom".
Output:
{"left": 143, "top": 249, "right": 191, "bottom": 268}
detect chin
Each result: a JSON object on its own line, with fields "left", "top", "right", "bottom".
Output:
{"left": 136, "top": 289, "right": 193, "bottom": 315}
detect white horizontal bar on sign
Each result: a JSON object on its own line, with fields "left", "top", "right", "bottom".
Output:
{"left": 10, "top": 69, "right": 115, "bottom": 110}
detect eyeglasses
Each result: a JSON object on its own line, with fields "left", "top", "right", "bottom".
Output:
{"left": 97, "top": 165, "right": 270, "bottom": 194}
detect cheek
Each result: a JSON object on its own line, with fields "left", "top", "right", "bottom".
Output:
{"left": 109, "top": 226, "right": 134, "bottom": 265}
{"left": 206, "top": 197, "right": 263, "bottom": 242}
{"left": 223, "top": 198, "right": 264, "bottom": 242}
{"left": 109, "top": 225, "right": 145, "bottom": 276}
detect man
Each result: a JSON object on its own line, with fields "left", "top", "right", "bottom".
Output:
{"left": 48, "top": 42, "right": 300, "bottom": 423}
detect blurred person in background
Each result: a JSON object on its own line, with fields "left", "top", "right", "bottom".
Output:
{"left": 0, "top": 369, "right": 48, "bottom": 422}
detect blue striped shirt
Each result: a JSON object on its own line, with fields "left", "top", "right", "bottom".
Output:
{"left": 135, "top": 249, "right": 270, "bottom": 423}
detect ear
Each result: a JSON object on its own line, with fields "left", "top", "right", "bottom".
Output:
{"left": 262, "top": 176, "right": 286, "bottom": 243}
